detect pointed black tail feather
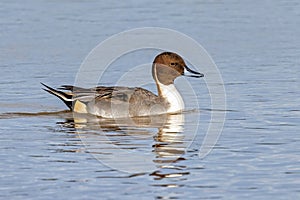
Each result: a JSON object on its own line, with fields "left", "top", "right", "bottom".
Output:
{"left": 41, "top": 83, "right": 73, "bottom": 110}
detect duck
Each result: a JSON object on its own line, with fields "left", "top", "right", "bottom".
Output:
{"left": 42, "top": 52, "right": 204, "bottom": 118}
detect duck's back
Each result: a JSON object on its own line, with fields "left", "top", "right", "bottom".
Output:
{"left": 85, "top": 86, "right": 168, "bottom": 118}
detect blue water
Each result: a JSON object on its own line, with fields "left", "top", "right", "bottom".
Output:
{"left": 0, "top": 0, "right": 299, "bottom": 199}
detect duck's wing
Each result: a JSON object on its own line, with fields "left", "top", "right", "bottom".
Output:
{"left": 91, "top": 87, "right": 162, "bottom": 117}
{"left": 42, "top": 83, "right": 160, "bottom": 116}
{"left": 43, "top": 83, "right": 155, "bottom": 106}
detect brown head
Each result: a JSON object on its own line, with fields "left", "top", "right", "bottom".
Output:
{"left": 152, "top": 52, "right": 204, "bottom": 85}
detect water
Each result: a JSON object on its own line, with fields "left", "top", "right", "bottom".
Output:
{"left": 0, "top": 0, "right": 299, "bottom": 199}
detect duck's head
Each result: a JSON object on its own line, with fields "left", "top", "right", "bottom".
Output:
{"left": 152, "top": 52, "right": 204, "bottom": 85}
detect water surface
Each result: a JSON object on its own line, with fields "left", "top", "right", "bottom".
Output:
{"left": 0, "top": 0, "right": 299, "bottom": 199}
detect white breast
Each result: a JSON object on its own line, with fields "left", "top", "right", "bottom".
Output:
{"left": 158, "top": 83, "right": 184, "bottom": 113}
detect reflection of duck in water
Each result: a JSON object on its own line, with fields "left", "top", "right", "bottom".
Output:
{"left": 60, "top": 112, "right": 190, "bottom": 178}
{"left": 153, "top": 114, "right": 185, "bottom": 161}
{"left": 42, "top": 52, "right": 204, "bottom": 118}
{"left": 151, "top": 114, "right": 191, "bottom": 180}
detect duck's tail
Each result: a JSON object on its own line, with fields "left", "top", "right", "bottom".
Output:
{"left": 41, "top": 83, "right": 73, "bottom": 110}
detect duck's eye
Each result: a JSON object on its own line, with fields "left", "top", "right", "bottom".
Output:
{"left": 170, "top": 62, "right": 176, "bottom": 66}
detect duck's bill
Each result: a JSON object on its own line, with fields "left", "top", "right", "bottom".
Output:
{"left": 184, "top": 66, "right": 204, "bottom": 78}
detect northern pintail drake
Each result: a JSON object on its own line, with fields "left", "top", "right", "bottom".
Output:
{"left": 42, "top": 52, "right": 204, "bottom": 118}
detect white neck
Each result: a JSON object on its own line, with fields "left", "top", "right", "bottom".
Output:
{"left": 158, "top": 82, "right": 184, "bottom": 113}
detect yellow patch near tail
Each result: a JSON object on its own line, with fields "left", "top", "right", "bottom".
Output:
{"left": 73, "top": 100, "right": 88, "bottom": 113}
